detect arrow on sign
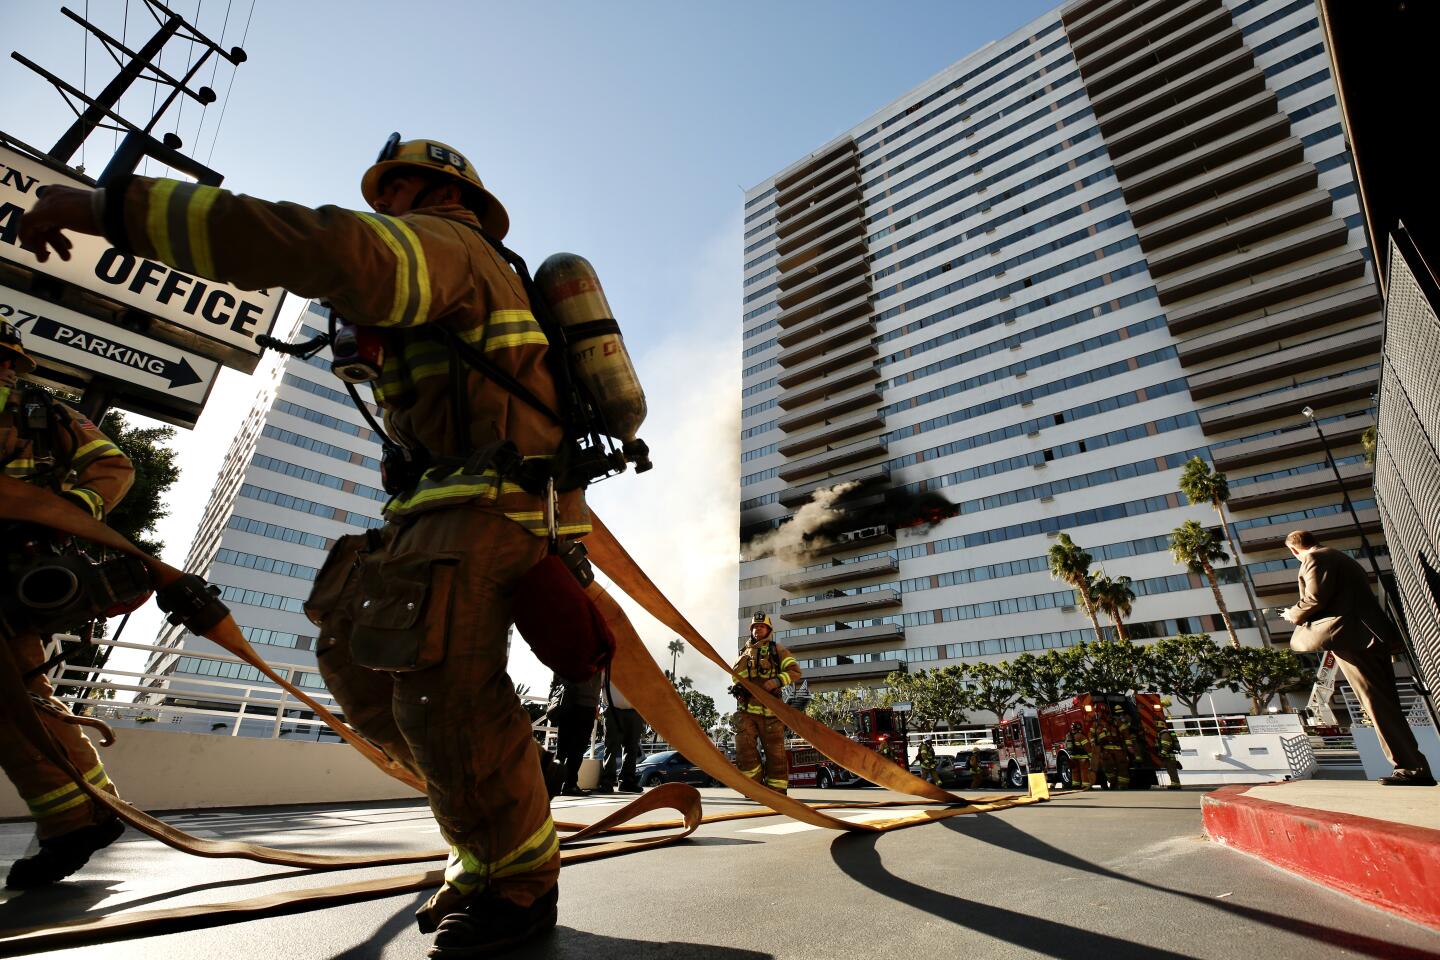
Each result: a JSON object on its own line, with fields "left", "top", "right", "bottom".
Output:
{"left": 28, "top": 316, "right": 203, "bottom": 389}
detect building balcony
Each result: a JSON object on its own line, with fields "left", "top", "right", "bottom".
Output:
{"left": 776, "top": 271, "right": 871, "bottom": 329}
{"left": 1113, "top": 90, "right": 1281, "bottom": 184}
{"left": 774, "top": 139, "right": 857, "bottom": 195}
{"left": 777, "top": 238, "right": 867, "bottom": 293}
{"left": 1167, "top": 248, "right": 1369, "bottom": 335}
{"left": 1187, "top": 324, "right": 1383, "bottom": 401}
{"left": 776, "top": 296, "right": 872, "bottom": 349}
{"left": 776, "top": 340, "right": 877, "bottom": 391}
{"left": 778, "top": 411, "right": 885, "bottom": 458}
{"left": 1214, "top": 416, "right": 1374, "bottom": 472}
{"left": 1239, "top": 507, "right": 1383, "bottom": 553}
{"left": 805, "top": 659, "right": 907, "bottom": 683}
{"left": 776, "top": 197, "right": 866, "bottom": 257}
{"left": 1252, "top": 555, "right": 1390, "bottom": 598}
{"left": 777, "top": 556, "right": 900, "bottom": 593}
{"left": 780, "top": 589, "right": 901, "bottom": 623}
{"left": 776, "top": 220, "right": 867, "bottom": 275}
{"left": 1105, "top": 67, "right": 1268, "bottom": 161}
{"left": 777, "top": 253, "right": 869, "bottom": 311}
{"left": 1123, "top": 114, "right": 1292, "bottom": 203}
{"left": 783, "top": 623, "right": 905, "bottom": 652}
{"left": 1142, "top": 183, "right": 1329, "bottom": 269}
{"left": 1198, "top": 366, "right": 1378, "bottom": 435}
{"left": 777, "top": 365, "right": 881, "bottom": 411}
{"left": 810, "top": 524, "right": 896, "bottom": 556}
{"left": 1062, "top": 0, "right": 1140, "bottom": 44}
{"left": 777, "top": 316, "right": 875, "bottom": 368}
{"left": 776, "top": 166, "right": 861, "bottom": 223}
{"left": 1089, "top": 25, "right": 1246, "bottom": 119}
{"left": 778, "top": 386, "right": 883, "bottom": 434}
{"left": 1178, "top": 285, "right": 1381, "bottom": 368}
{"left": 775, "top": 185, "right": 862, "bottom": 242}
{"left": 776, "top": 150, "right": 856, "bottom": 208}
{"left": 1130, "top": 138, "right": 1306, "bottom": 229}
{"left": 778, "top": 435, "right": 889, "bottom": 483}
{"left": 1073, "top": 0, "right": 1224, "bottom": 76}
{"left": 1227, "top": 461, "right": 1374, "bottom": 511}
{"left": 1156, "top": 220, "right": 1349, "bottom": 307}
{"left": 1078, "top": 5, "right": 1233, "bottom": 99}
{"left": 778, "top": 461, "right": 891, "bottom": 508}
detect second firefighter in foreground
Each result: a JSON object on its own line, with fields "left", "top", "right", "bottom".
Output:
{"left": 732, "top": 614, "right": 802, "bottom": 793}
{"left": 19, "top": 135, "right": 585, "bottom": 958}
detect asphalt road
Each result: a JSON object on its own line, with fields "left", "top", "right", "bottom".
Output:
{"left": 0, "top": 786, "right": 1436, "bottom": 960}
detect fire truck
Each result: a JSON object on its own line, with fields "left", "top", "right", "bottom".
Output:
{"left": 993, "top": 693, "right": 1165, "bottom": 790}
{"left": 786, "top": 707, "right": 909, "bottom": 789}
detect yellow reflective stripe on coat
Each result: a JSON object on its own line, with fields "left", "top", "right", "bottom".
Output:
{"left": 384, "top": 469, "right": 502, "bottom": 515}
{"left": 354, "top": 212, "right": 432, "bottom": 327}
{"left": 69, "top": 437, "right": 124, "bottom": 470}
{"left": 145, "top": 180, "right": 222, "bottom": 278}
{"left": 3, "top": 458, "right": 37, "bottom": 477}
{"left": 443, "top": 817, "right": 559, "bottom": 894}
{"left": 67, "top": 487, "right": 105, "bottom": 519}
{"left": 27, "top": 763, "right": 109, "bottom": 819}
{"left": 458, "top": 309, "right": 548, "bottom": 351}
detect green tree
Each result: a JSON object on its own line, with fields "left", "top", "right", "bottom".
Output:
{"left": 1169, "top": 520, "right": 1241, "bottom": 648}
{"left": 1142, "top": 633, "right": 1227, "bottom": 717}
{"left": 806, "top": 689, "right": 856, "bottom": 732}
{"left": 1011, "top": 647, "right": 1084, "bottom": 708}
{"left": 667, "top": 639, "right": 686, "bottom": 680}
{"left": 1048, "top": 533, "right": 1106, "bottom": 642}
{"left": 1179, "top": 456, "right": 1267, "bottom": 644}
{"left": 1090, "top": 570, "right": 1136, "bottom": 643}
{"left": 887, "top": 666, "right": 970, "bottom": 731}
{"left": 678, "top": 687, "right": 718, "bottom": 735}
{"left": 1361, "top": 425, "right": 1377, "bottom": 467}
{"left": 966, "top": 660, "right": 1022, "bottom": 722}
{"left": 1220, "top": 646, "right": 1307, "bottom": 714}
{"left": 1074, "top": 639, "right": 1144, "bottom": 696}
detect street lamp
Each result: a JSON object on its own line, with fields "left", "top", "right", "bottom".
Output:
{"left": 1302, "top": 406, "right": 1439, "bottom": 727}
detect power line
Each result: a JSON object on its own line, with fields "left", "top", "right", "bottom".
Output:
{"left": 166, "top": 0, "right": 204, "bottom": 176}
{"left": 191, "top": 0, "right": 233, "bottom": 159}
{"left": 112, "top": 0, "right": 131, "bottom": 155}
{"left": 204, "top": 0, "right": 255, "bottom": 167}
{"left": 80, "top": 0, "right": 89, "bottom": 169}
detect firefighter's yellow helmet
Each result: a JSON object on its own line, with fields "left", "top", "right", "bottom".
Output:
{"left": 361, "top": 134, "right": 510, "bottom": 240}
{"left": 0, "top": 321, "right": 35, "bottom": 374}
{"left": 750, "top": 612, "right": 773, "bottom": 639}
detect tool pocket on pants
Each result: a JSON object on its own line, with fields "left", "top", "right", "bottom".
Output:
{"left": 304, "top": 534, "right": 372, "bottom": 628}
{"left": 351, "top": 552, "right": 461, "bottom": 672}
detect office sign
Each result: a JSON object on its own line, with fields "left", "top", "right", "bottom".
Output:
{"left": 0, "top": 143, "right": 281, "bottom": 372}
{"left": 1, "top": 286, "right": 219, "bottom": 426}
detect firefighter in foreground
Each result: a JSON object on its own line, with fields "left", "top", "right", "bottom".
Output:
{"left": 19, "top": 138, "right": 589, "bottom": 956}
{"left": 1065, "top": 721, "right": 1092, "bottom": 790}
{"left": 916, "top": 737, "right": 939, "bottom": 784}
{"left": 731, "top": 614, "right": 801, "bottom": 793}
{"left": 0, "top": 324, "right": 133, "bottom": 888}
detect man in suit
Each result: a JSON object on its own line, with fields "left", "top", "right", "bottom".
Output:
{"left": 1281, "top": 529, "right": 1434, "bottom": 786}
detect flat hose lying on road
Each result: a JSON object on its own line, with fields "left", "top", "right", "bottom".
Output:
{"left": 0, "top": 477, "right": 1044, "bottom": 951}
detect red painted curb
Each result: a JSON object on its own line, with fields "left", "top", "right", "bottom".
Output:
{"left": 1203, "top": 783, "right": 1440, "bottom": 931}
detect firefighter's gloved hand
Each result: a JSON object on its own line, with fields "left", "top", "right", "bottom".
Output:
{"left": 762, "top": 679, "right": 781, "bottom": 694}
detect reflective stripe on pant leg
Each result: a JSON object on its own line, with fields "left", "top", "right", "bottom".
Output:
{"left": 26, "top": 763, "right": 109, "bottom": 820}
{"left": 444, "top": 816, "right": 560, "bottom": 895}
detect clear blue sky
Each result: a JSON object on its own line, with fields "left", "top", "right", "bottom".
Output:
{"left": 2, "top": 0, "right": 1061, "bottom": 701}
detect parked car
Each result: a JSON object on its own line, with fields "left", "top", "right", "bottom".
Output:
{"left": 907, "top": 755, "right": 962, "bottom": 787}
{"left": 635, "top": 750, "right": 716, "bottom": 788}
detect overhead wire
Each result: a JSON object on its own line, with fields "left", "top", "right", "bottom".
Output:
{"left": 80, "top": 0, "right": 89, "bottom": 170}
{"left": 112, "top": 0, "right": 130, "bottom": 155}
{"left": 164, "top": 0, "right": 204, "bottom": 177}
{"left": 204, "top": 0, "right": 256, "bottom": 167}
{"left": 191, "top": 0, "right": 234, "bottom": 161}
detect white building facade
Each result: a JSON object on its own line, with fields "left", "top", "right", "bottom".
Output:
{"left": 142, "top": 301, "right": 387, "bottom": 737}
{"left": 738, "top": 0, "right": 1380, "bottom": 716}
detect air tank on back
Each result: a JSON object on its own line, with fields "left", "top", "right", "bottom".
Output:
{"left": 534, "top": 253, "right": 651, "bottom": 472}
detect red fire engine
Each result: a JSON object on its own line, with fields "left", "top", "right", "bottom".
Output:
{"left": 993, "top": 692, "right": 1165, "bottom": 790}
{"left": 786, "top": 707, "right": 909, "bottom": 789}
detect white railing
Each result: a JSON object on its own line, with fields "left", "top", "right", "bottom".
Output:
{"left": 1341, "top": 679, "right": 1433, "bottom": 727}
{"left": 41, "top": 638, "right": 553, "bottom": 741}
{"left": 1166, "top": 714, "right": 1251, "bottom": 736}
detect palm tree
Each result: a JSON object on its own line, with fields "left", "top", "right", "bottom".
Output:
{"left": 1090, "top": 569, "right": 1136, "bottom": 643}
{"left": 1179, "top": 457, "right": 1267, "bottom": 642}
{"left": 1169, "top": 520, "right": 1241, "bottom": 648}
{"left": 1048, "top": 533, "right": 1107, "bottom": 642}
{"left": 667, "top": 638, "right": 686, "bottom": 681}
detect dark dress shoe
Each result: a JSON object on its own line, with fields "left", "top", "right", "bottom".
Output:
{"left": 1379, "top": 771, "right": 1438, "bottom": 786}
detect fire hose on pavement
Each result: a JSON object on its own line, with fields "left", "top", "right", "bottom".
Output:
{"left": 0, "top": 477, "right": 1045, "bottom": 952}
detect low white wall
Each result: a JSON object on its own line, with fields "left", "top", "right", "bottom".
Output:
{"left": 1351, "top": 724, "right": 1440, "bottom": 779}
{"left": 1173, "top": 733, "right": 1317, "bottom": 785}
{"left": 0, "top": 727, "right": 422, "bottom": 821}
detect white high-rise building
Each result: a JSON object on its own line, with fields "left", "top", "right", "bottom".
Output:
{"left": 141, "top": 301, "right": 387, "bottom": 737}
{"left": 738, "top": 0, "right": 1380, "bottom": 715}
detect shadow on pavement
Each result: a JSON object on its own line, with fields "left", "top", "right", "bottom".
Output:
{"left": 0, "top": 878, "right": 121, "bottom": 932}
{"left": 327, "top": 891, "right": 429, "bottom": 960}
{"left": 943, "top": 811, "right": 1440, "bottom": 960}
{"left": 828, "top": 831, "right": 1200, "bottom": 960}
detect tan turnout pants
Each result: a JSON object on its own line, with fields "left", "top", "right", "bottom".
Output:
{"left": 313, "top": 508, "right": 556, "bottom": 909}
{"left": 0, "top": 631, "right": 117, "bottom": 838}
{"left": 735, "top": 710, "right": 788, "bottom": 792}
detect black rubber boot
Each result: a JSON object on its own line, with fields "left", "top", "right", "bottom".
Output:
{"left": 427, "top": 886, "right": 559, "bottom": 959}
{"left": 6, "top": 817, "right": 125, "bottom": 890}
